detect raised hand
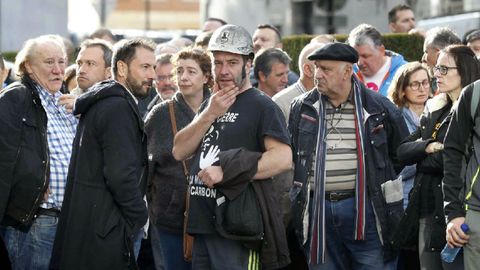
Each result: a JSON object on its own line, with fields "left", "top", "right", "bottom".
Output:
{"left": 204, "top": 84, "right": 238, "bottom": 120}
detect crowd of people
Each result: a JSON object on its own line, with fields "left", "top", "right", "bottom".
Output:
{"left": 1, "top": 3, "right": 480, "bottom": 270}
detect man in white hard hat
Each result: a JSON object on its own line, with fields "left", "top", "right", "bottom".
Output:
{"left": 172, "top": 24, "right": 292, "bottom": 269}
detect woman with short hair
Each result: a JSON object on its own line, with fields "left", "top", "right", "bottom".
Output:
{"left": 145, "top": 48, "right": 213, "bottom": 270}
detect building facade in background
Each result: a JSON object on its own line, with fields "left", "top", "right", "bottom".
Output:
{"left": 0, "top": 0, "right": 68, "bottom": 51}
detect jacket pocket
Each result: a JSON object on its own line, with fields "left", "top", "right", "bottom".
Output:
{"left": 386, "top": 199, "right": 404, "bottom": 243}
{"left": 96, "top": 207, "right": 121, "bottom": 239}
{"left": 370, "top": 131, "right": 387, "bottom": 169}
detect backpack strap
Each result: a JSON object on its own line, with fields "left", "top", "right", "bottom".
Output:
{"left": 470, "top": 80, "right": 480, "bottom": 120}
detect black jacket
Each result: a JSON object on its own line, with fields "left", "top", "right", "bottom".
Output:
{"left": 0, "top": 76, "right": 49, "bottom": 227}
{"left": 145, "top": 90, "right": 210, "bottom": 233}
{"left": 392, "top": 94, "right": 452, "bottom": 251}
{"left": 217, "top": 148, "right": 291, "bottom": 270}
{"left": 50, "top": 80, "right": 148, "bottom": 270}
{"left": 444, "top": 81, "right": 480, "bottom": 220}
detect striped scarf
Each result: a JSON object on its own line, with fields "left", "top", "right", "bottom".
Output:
{"left": 309, "top": 80, "right": 367, "bottom": 265}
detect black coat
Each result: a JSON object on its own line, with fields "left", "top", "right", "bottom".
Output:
{"left": 392, "top": 94, "right": 452, "bottom": 251}
{"left": 50, "top": 80, "right": 148, "bottom": 270}
{"left": 0, "top": 76, "right": 49, "bottom": 227}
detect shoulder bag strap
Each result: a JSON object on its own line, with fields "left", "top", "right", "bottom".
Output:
{"left": 168, "top": 101, "right": 189, "bottom": 177}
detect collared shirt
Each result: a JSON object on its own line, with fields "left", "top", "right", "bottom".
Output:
{"left": 35, "top": 84, "right": 78, "bottom": 209}
{"left": 309, "top": 90, "right": 357, "bottom": 191}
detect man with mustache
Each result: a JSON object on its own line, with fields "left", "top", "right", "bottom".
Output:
{"left": 347, "top": 24, "right": 407, "bottom": 97}
{"left": 0, "top": 35, "right": 78, "bottom": 270}
{"left": 50, "top": 38, "right": 155, "bottom": 270}
{"left": 71, "top": 39, "right": 112, "bottom": 96}
{"left": 289, "top": 42, "right": 408, "bottom": 269}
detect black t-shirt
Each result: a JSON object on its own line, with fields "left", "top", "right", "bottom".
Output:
{"left": 187, "top": 88, "right": 290, "bottom": 234}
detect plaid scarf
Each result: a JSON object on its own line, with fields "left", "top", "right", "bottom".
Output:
{"left": 309, "top": 80, "right": 367, "bottom": 265}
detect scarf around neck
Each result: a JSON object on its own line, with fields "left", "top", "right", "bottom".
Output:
{"left": 309, "top": 79, "right": 367, "bottom": 265}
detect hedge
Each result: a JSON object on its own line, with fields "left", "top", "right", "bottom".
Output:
{"left": 2, "top": 51, "right": 17, "bottom": 63}
{"left": 282, "top": 33, "right": 425, "bottom": 75}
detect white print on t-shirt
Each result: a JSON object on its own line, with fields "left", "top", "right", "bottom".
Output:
{"left": 217, "top": 112, "right": 239, "bottom": 123}
{"left": 199, "top": 145, "right": 220, "bottom": 169}
{"left": 200, "top": 125, "right": 220, "bottom": 168}
{"left": 189, "top": 174, "right": 217, "bottom": 198}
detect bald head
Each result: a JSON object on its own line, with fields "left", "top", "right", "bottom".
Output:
{"left": 298, "top": 42, "right": 329, "bottom": 77}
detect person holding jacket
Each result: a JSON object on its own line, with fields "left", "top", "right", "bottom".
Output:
{"left": 145, "top": 47, "right": 212, "bottom": 270}
{"left": 393, "top": 44, "right": 480, "bottom": 270}
{"left": 172, "top": 24, "right": 292, "bottom": 269}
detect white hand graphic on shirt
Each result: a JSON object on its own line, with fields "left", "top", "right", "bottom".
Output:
{"left": 199, "top": 145, "right": 220, "bottom": 169}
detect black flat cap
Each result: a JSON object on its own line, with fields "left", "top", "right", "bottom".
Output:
{"left": 307, "top": 42, "right": 358, "bottom": 63}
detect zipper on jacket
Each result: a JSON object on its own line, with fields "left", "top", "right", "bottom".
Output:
{"left": 24, "top": 109, "right": 50, "bottom": 223}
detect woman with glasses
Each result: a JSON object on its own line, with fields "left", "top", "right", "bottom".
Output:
{"left": 388, "top": 61, "right": 431, "bottom": 210}
{"left": 393, "top": 45, "right": 480, "bottom": 270}
{"left": 388, "top": 61, "right": 430, "bottom": 270}
{"left": 145, "top": 48, "right": 213, "bottom": 270}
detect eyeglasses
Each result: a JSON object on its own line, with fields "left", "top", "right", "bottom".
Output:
{"left": 433, "top": 65, "right": 458, "bottom": 75}
{"left": 156, "top": 75, "right": 173, "bottom": 82}
{"left": 408, "top": 79, "right": 430, "bottom": 91}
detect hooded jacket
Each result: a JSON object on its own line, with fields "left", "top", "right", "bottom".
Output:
{"left": 50, "top": 80, "right": 148, "bottom": 270}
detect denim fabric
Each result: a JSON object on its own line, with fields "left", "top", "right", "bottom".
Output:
{"left": 154, "top": 227, "right": 191, "bottom": 270}
{"left": 1, "top": 215, "right": 57, "bottom": 270}
{"left": 149, "top": 223, "right": 167, "bottom": 270}
{"left": 309, "top": 198, "right": 391, "bottom": 270}
{"left": 134, "top": 229, "right": 144, "bottom": 260}
{"left": 403, "top": 177, "right": 414, "bottom": 210}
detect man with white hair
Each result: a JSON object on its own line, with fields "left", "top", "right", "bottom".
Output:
{"left": 0, "top": 35, "right": 78, "bottom": 269}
